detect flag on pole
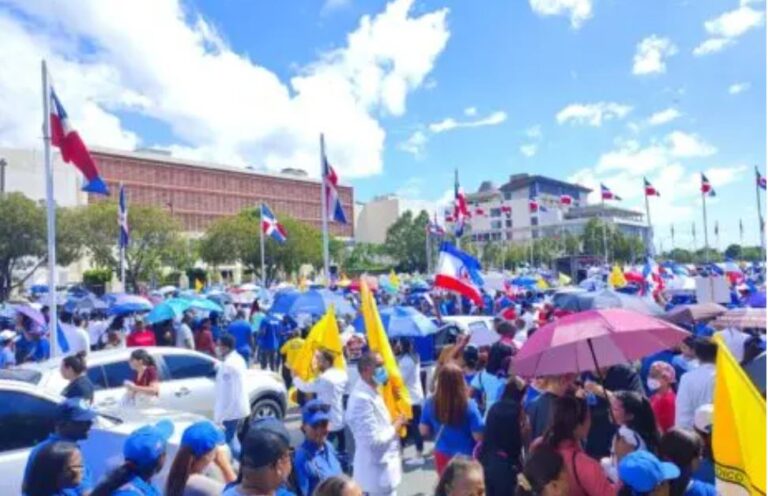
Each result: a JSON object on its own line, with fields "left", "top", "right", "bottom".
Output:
{"left": 118, "top": 184, "right": 129, "bottom": 249}
{"left": 427, "top": 213, "right": 445, "bottom": 236}
{"left": 712, "top": 334, "right": 766, "bottom": 496}
{"left": 644, "top": 177, "right": 660, "bottom": 196}
{"left": 559, "top": 194, "right": 573, "bottom": 206}
{"left": 474, "top": 206, "right": 486, "bottom": 217}
{"left": 601, "top": 184, "right": 621, "bottom": 201}
{"left": 529, "top": 197, "right": 547, "bottom": 213}
{"left": 434, "top": 242, "right": 484, "bottom": 305}
{"left": 359, "top": 278, "right": 412, "bottom": 433}
{"left": 49, "top": 86, "right": 109, "bottom": 196}
{"left": 714, "top": 221, "right": 719, "bottom": 237}
{"left": 261, "top": 203, "right": 288, "bottom": 244}
{"left": 322, "top": 151, "right": 347, "bottom": 224}
{"left": 740, "top": 218, "right": 744, "bottom": 240}
{"left": 701, "top": 173, "right": 716, "bottom": 197}
{"left": 757, "top": 166, "right": 766, "bottom": 190}
{"left": 292, "top": 306, "right": 345, "bottom": 382}
{"left": 500, "top": 204, "right": 512, "bottom": 218}
{"left": 453, "top": 170, "right": 470, "bottom": 237}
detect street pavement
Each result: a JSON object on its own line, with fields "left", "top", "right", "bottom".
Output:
{"left": 284, "top": 408, "right": 438, "bottom": 496}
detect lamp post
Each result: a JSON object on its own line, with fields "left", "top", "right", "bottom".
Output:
{"left": 0, "top": 158, "right": 6, "bottom": 196}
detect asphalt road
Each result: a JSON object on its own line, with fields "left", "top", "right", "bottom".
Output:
{"left": 284, "top": 408, "right": 438, "bottom": 496}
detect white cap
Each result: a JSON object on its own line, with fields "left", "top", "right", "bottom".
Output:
{"left": 694, "top": 403, "right": 714, "bottom": 433}
{"left": 0, "top": 329, "right": 17, "bottom": 342}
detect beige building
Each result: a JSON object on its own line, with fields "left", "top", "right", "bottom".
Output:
{"left": 354, "top": 194, "right": 429, "bottom": 244}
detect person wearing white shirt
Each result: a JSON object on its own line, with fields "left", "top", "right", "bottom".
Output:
{"left": 69, "top": 315, "right": 91, "bottom": 354}
{"left": 176, "top": 313, "right": 195, "bottom": 349}
{"left": 345, "top": 352, "right": 405, "bottom": 496}
{"left": 293, "top": 349, "right": 348, "bottom": 453}
{"left": 715, "top": 326, "right": 750, "bottom": 363}
{"left": 215, "top": 333, "right": 250, "bottom": 458}
{"left": 675, "top": 338, "right": 717, "bottom": 429}
{"left": 395, "top": 339, "right": 425, "bottom": 466}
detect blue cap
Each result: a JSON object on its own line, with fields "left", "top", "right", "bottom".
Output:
{"left": 302, "top": 399, "right": 331, "bottom": 426}
{"left": 123, "top": 419, "right": 174, "bottom": 469}
{"left": 57, "top": 398, "right": 96, "bottom": 422}
{"left": 181, "top": 421, "right": 225, "bottom": 457}
{"left": 619, "top": 450, "right": 680, "bottom": 493}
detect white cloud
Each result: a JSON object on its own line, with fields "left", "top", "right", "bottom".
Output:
{"left": 0, "top": 0, "right": 450, "bottom": 179}
{"left": 729, "top": 82, "right": 751, "bottom": 94}
{"left": 520, "top": 125, "right": 543, "bottom": 157}
{"left": 322, "top": 0, "right": 351, "bottom": 14}
{"left": 666, "top": 131, "right": 717, "bottom": 157}
{"left": 528, "top": 0, "right": 593, "bottom": 29}
{"left": 429, "top": 110, "right": 507, "bottom": 133}
{"left": 398, "top": 130, "right": 428, "bottom": 157}
{"left": 556, "top": 102, "right": 632, "bottom": 127}
{"left": 647, "top": 108, "right": 681, "bottom": 126}
{"left": 633, "top": 35, "right": 678, "bottom": 75}
{"left": 464, "top": 106, "right": 477, "bottom": 116}
{"left": 694, "top": 6, "right": 764, "bottom": 56}
{"left": 520, "top": 144, "right": 538, "bottom": 157}
{"left": 525, "top": 125, "right": 543, "bottom": 140}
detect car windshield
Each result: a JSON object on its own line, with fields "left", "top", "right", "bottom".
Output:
{"left": 0, "top": 368, "right": 42, "bottom": 384}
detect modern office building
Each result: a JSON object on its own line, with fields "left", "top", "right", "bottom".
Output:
{"left": 354, "top": 194, "right": 431, "bottom": 244}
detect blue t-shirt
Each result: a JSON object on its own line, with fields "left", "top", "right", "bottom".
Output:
{"left": 685, "top": 480, "right": 717, "bottom": 496}
{"left": 258, "top": 317, "right": 281, "bottom": 350}
{"left": 111, "top": 475, "right": 161, "bottom": 496}
{"left": 227, "top": 319, "right": 253, "bottom": 350}
{"left": 470, "top": 371, "right": 506, "bottom": 415}
{"left": 294, "top": 440, "right": 343, "bottom": 496}
{"left": 24, "top": 435, "right": 92, "bottom": 496}
{"left": 420, "top": 397, "right": 484, "bottom": 456}
{"left": 693, "top": 458, "right": 715, "bottom": 484}
{"left": 0, "top": 346, "right": 15, "bottom": 368}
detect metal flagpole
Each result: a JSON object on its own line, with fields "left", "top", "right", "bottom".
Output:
{"left": 702, "top": 191, "right": 710, "bottom": 263}
{"left": 739, "top": 218, "right": 744, "bottom": 244}
{"left": 714, "top": 221, "right": 720, "bottom": 252}
{"left": 755, "top": 166, "right": 765, "bottom": 262}
{"left": 320, "top": 134, "right": 330, "bottom": 283}
{"left": 670, "top": 224, "right": 675, "bottom": 249}
{"left": 644, "top": 190, "right": 653, "bottom": 255}
{"left": 601, "top": 197, "right": 608, "bottom": 264}
{"left": 425, "top": 227, "right": 432, "bottom": 273}
{"left": 692, "top": 222, "right": 697, "bottom": 252}
{"left": 41, "top": 60, "right": 58, "bottom": 357}
{"left": 119, "top": 183, "right": 126, "bottom": 290}
{"left": 260, "top": 204, "right": 266, "bottom": 286}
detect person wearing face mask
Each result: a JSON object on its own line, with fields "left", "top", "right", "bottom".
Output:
{"left": 647, "top": 362, "right": 677, "bottom": 434}
{"left": 345, "top": 352, "right": 406, "bottom": 496}
{"left": 214, "top": 333, "right": 250, "bottom": 459}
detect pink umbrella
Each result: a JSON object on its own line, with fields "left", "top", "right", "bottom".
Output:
{"left": 514, "top": 308, "right": 690, "bottom": 378}
{"left": 14, "top": 305, "right": 46, "bottom": 326}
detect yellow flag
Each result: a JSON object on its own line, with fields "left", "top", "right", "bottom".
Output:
{"left": 558, "top": 272, "right": 572, "bottom": 286}
{"left": 713, "top": 335, "right": 766, "bottom": 495}
{"left": 359, "top": 278, "right": 412, "bottom": 431}
{"left": 389, "top": 270, "right": 401, "bottom": 289}
{"left": 291, "top": 306, "right": 345, "bottom": 382}
{"left": 536, "top": 275, "right": 549, "bottom": 290}
{"left": 194, "top": 278, "right": 204, "bottom": 293}
{"left": 609, "top": 264, "right": 627, "bottom": 288}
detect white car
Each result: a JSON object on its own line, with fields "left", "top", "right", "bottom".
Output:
{"left": 16, "top": 347, "right": 287, "bottom": 420}
{"left": 0, "top": 378, "right": 206, "bottom": 494}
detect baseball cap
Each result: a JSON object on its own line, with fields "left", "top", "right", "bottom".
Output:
{"left": 302, "top": 399, "right": 331, "bottom": 426}
{"left": 694, "top": 404, "right": 714, "bottom": 434}
{"left": 181, "top": 420, "right": 225, "bottom": 457}
{"left": 619, "top": 450, "right": 680, "bottom": 493}
{"left": 241, "top": 417, "right": 291, "bottom": 469}
{"left": 123, "top": 419, "right": 174, "bottom": 469}
{"left": 57, "top": 398, "right": 97, "bottom": 422}
{"left": 0, "top": 329, "right": 17, "bottom": 343}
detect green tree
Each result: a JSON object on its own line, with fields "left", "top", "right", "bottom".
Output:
{"left": 724, "top": 244, "right": 742, "bottom": 260}
{"left": 693, "top": 248, "right": 723, "bottom": 264}
{"left": 77, "top": 201, "right": 185, "bottom": 291}
{"left": 481, "top": 241, "right": 503, "bottom": 269}
{"left": 502, "top": 244, "right": 529, "bottom": 269}
{"left": 612, "top": 232, "right": 645, "bottom": 263}
{"left": 384, "top": 210, "right": 430, "bottom": 273}
{"left": 741, "top": 246, "right": 763, "bottom": 262}
{"left": 581, "top": 218, "right": 607, "bottom": 257}
{"left": 665, "top": 248, "right": 694, "bottom": 263}
{"left": 340, "top": 243, "right": 388, "bottom": 273}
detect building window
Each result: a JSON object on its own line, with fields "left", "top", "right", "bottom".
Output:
{"left": 504, "top": 192, "right": 511, "bottom": 200}
{"left": 505, "top": 219, "right": 512, "bottom": 228}
{"left": 491, "top": 220, "right": 502, "bottom": 230}
{"left": 531, "top": 217, "right": 539, "bottom": 226}
{"left": 490, "top": 208, "right": 501, "bottom": 218}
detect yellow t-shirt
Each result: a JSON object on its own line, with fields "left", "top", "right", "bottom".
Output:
{"left": 280, "top": 337, "right": 305, "bottom": 368}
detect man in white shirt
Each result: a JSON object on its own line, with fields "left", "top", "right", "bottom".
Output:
{"left": 345, "top": 352, "right": 405, "bottom": 496}
{"left": 675, "top": 338, "right": 717, "bottom": 429}
{"left": 215, "top": 333, "right": 251, "bottom": 458}
{"left": 715, "top": 326, "right": 750, "bottom": 363}
{"left": 68, "top": 315, "right": 91, "bottom": 355}
{"left": 175, "top": 312, "right": 195, "bottom": 349}
{"left": 293, "top": 349, "right": 348, "bottom": 453}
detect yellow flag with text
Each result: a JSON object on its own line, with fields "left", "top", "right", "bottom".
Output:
{"left": 359, "top": 278, "right": 412, "bottom": 432}
{"left": 558, "top": 272, "right": 572, "bottom": 286}
{"left": 291, "top": 306, "right": 345, "bottom": 382}
{"left": 609, "top": 265, "right": 627, "bottom": 288}
{"left": 713, "top": 335, "right": 766, "bottom": 496}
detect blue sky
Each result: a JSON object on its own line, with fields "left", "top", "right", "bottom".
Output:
{"left": 0, "top": 0, "right": 764, "bottom": 247}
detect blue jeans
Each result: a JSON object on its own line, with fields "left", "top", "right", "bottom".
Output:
{"left": 223, "top": 419, "right": 242, "bottom": 460}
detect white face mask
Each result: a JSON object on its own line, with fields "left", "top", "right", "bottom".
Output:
{"left": 646, "top": 378, "right": 662, "bottom": 391}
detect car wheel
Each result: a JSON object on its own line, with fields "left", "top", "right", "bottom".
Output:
{"left": 250, "top": 397, "right": 283, "bottom": 420}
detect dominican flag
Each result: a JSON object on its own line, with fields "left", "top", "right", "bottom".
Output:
{"left": 560, "top": 194, "right": 573, "bottom": 206}
{"left": 453, "top": 170, "right": 470, "bottom": 237}
{"left": 600, "top": 184, "right": 620, "bottom": 201}
{"left": 529, "top": 197, "right": 548, "bottom": 213}
{"left": 118, "top": 184, "right": 129, "bottom": 249}
{"left": 49, "top": 86, "right": 109, "bottom": 196}
{"left": 427, "top": 213, "right": 445, "bottom": 236}
{"left": 700, "top": 173, "right": 715, "bottom": 197}
{"left": 434, "top": 242, "right": 484, "bottom": 306}
{"left": 261, "top": 203, "right": 287, "bottom": 244}
{"left": 322, "top": 151, "right": 347, "bottom": 224}
{"left": 500, "top": 204, "right": 512, "bottom": 218}
{"left": 474, "top": 206, "right": 486, "bottom": 217}
{"left": 644, "top": 177, "right": 660, "bottom": 196}
{"left": 757, "top": 166, "right": 766, "bottom": 190}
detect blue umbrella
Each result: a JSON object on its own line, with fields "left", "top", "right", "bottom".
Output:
{"left": 106, "top": 294, "right": 153, "bottom": 315}
{"left": 353, "top": 306, "right": 438, "bottom": 338}
{"left": 146, "top": 298, "right": 193, "bottom": 324}
{"left": 511, "top": 276, "right": 538, "bottom": 288}
{"left": 747, "top": 291, "right": 766, "bottom": 309}
{"left": 270, "top": 289, "right": 355, "bottom": 317}
{"left": 64, "top": 294, "right": 108, "bottom": 314}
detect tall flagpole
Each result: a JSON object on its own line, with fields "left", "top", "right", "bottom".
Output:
{"left": 425, "top": 229, "right": 432, "bottom": 273}
{"left": 702, "top": 190, "right": 710, "bottom": 263}
{"left": 692, "top": 222, "right": 697, "bottom": 252}
{"left": 755, "top": 165, "right": 765, "bottom": 262}
{"left": 42, "top": 60, "right": 58, "bottom": 357}
{"left": 259, "top": 204, "right": 266, "bottom": 286}
{"left": 320, "top": 134, "right": 330, "bottom": 283}
{"left": 601, "top": 197, "right": 608, "bottom": 264}
{"left": 119, "top": 183, "right": 126, "bottom": 290}
{"left": 644, "top": 190, "right": 653, "bottom": 256}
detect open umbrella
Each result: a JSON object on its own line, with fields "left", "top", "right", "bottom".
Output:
{"left": 353, "top": 306, "right": 438, "bottom": 338}
{"left": 514, "top": 309, "right": 689, "bottom": 378}
{"left": 711, "top": 308, "right": 766, "bottom": 329}
{"left": 14, "top": 305, "right": 46, "bottom": 326}
{"left": 270, "top": 289, "right": 355, "bottom": 317}
{"left": 663, "top": 303, "right": 727, "bottom": 326}
{"left": 145, "top": 298, "right": 194, "bottom": 324}
{"left": 106, "top": 294, "right": 153, "bottom": 315}
{"left": 746, "top": 291, "right": 766, "bottom": 309}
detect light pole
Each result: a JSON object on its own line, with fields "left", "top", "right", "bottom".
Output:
{"left": 0, "top": 158, "right": 6, "bottom": 196}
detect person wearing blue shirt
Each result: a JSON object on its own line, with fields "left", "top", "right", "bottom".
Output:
{"left": 258, "top": 315, "right": 281, "bottom": 371}
{"left": 227, "top": 310, "right": 254, "bottom": 363}
{"left": 91, "top": 420, "right": 174, "bottom": 496}
{"left": 294, "top": 400, "right": 343, "bottom": 496}
{"left": 23, "top": 399, "right": 96, "bottom": 496}
{"left": 0, "top": 330, "right": 16, "bottom": 368}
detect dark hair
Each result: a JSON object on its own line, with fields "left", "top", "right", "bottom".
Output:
{"left": 694, "top": 339, "right": 718, "bottom": 363}
{"left": 435, "top": 456, "right": 483, "bottom": 496}
{"left": 250, "top": 300, "right": 261, "bottom": 315}
{"left": 357, "top": 351, "right": 379, "bottom": 374}
{"left": 543, "top": 395, "right": 589, "bottom": 448}
{"left": 91, "top": 457, "right": 164, "bottom": 496}
{"left": 62, "top": 352, "right": 87, "bottom": 375}
{"left": 72, "top": 315, "right": 84, "bottom": 327}
{"left": 313, "top": 475, "right": 356, "bottom": 496}
{"left": 497, "top": 321, "right": 515, "bottom": 337}
{"left": 435, "top": 362, "right": 469, "bottom": 426}
{"left": 487, "top": 341, "right": 514, "bottom": 376}
{"left": 129, "top": 348, "right": 155, "bottom": 367}
{"left": 515, "top": 445, "right": 565, "bottom": 496}
{"left": 614, "top": 391, "right": 660, "bottom": 453}
{"left": 658, "top": 428, "right": 703, "bottom": 496}
{"left": 317, "top": 349, "right": 336, "bottom": 367}
{"left": 109, "top": 316, "right": 124, "bottom": 331}
{"left": 165, "top": 446, "right": 204, "bottom": 496}
{"left": 479, "top": 399, "right": 522, "bottom": 465}
{"left": 463, "top": 345, "right": 480, "bottom": 369}
{"left": 219, "top": 333, "right": 236, "bottom": 352}
{"left": 23, "top": 440, "right": 80, "bottom": 496}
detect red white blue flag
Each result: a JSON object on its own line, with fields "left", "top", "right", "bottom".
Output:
{"left": 700, "top": 173, "right": 715, "bottom": 196}
{"left": 49, "top": 86, "right": 109, "bottom": 196}
{"left": 434, "top": 242, "right": 484, "bottom": 306}
{"left": 261, "top": 203, "right": 287, "bottom": 244}
{"left": 453, "top": 170, "right": 470, "bottom": 237}
{"left": 756, "top": 166, "right": 766, "bottom": 190}
{"left": 529, "top": 197, "right": 548, "bottom": 213}
{"left": 322, "top": 152, "right": 347, "bottom": 224}
{"left": 644, "top": 177, "right": 660, "bottom": 196}
{"left": 427, "top": 212, "right": 446, "bottom": 236}
{"left": 118, "top": 184, "right": 129, "bottom": 249}
{"left": 559, "top": 194, "right": 573, "bottom": 206}
{"left": 600, "top": 184, "right": 621, "bottom": 201}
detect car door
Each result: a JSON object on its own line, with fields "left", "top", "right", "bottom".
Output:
{"left": 158, "top": 353, "right": 218, "bottom": 417}
{"left": 0, "top": 390, "right": 59, "bottom": 494}
{"left": 98, "top": 360, "right": 135, "bottom": 409}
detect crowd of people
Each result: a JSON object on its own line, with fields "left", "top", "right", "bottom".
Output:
{"left": 6, "top": 276, "right": 765, "bottom": 496}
